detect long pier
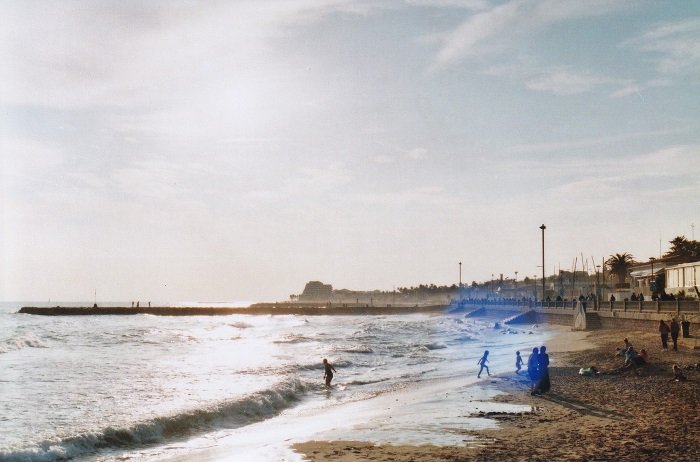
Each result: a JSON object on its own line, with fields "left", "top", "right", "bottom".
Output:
{"left": 18, "top": 303, "right": 448, "bottom": 316}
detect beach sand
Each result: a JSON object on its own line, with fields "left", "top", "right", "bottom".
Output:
{"left": 293, "top": 328, "right": 700, "bottom": 461}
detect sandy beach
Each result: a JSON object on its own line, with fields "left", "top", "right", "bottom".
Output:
{"left": 293, "top": 328, "right": 700, "bottom": 462}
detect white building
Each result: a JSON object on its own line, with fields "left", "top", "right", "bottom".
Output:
{"left": 665, "top": 261, "right": 700, "bottom": 298}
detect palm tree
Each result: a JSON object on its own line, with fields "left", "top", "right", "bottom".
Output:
{"left": 605, "top": 253, "right": 636, "bottom": 286}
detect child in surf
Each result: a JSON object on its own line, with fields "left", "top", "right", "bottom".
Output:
{"left": 477, "top": 350, "right": 490, "bottom": 378}
{"left": 323, "top": 358, "right": 337, "bottom": 387}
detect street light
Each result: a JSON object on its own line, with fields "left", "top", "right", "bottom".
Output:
{"left": 539, "top": 224, "right": 546, "bottom": 301}
{"left": 459, "top": 262, "right": 462, "bottom": 288}
{"left": 649, "top": 257, "right": 656, "bottom": 295}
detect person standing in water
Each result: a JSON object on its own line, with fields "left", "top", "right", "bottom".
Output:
{"left": 323, "top": 358, "right": 337, "bottom": 387}
{"left": 527, "top": 347, "right": 540, "bottom": 392}
{"left": 515, "top": 351, "right": 524, "bottom": 374}
{"left": 477, "top": 350, "right": 490, "bottom": 378}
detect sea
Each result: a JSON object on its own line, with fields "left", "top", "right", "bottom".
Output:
{"left": 0, "top": 301, "right": 554, "bottom": 462}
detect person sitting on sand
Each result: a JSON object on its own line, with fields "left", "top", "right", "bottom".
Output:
{"left": 669, "top": 364, "right": 687, "bottom": 382}
{"left": 616, "top": 338, "right": 633, "bottom": 357}
{"left": 625, "top": 347, "right": 648, "bottom": 375}
{"left": 477, "top": 350, "right": 490, "bottom": 378}
{"left": 623, "top": 346, "right": 637, "bottom": 366}
{"left": 515, "top": 351, "right": 524, "bottom": 374}
{"left": 638, "top": 348, "right": 649, "bottom": 363}
{"left": 323, "top": 358, "right": 337, "bottom": 387}
{"left": 623, "top": 337, "right": 633, "bottom": 351}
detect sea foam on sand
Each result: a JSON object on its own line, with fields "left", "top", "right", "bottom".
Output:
{"left": 156, "top": 325, "right": 572, "bottom": 462}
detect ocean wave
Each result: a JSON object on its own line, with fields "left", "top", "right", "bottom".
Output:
{"left": 346, "top": 377, "right": 389, "bottom": 386}
{"left": 0, "top": 379, "right": 307, "bottom": 462}
{"left": 229, "top": 321, "right": 253, "bottom": 329}
{"left": 424, "top": 342, "right": 447, "bottom": 350}
{"left": 0, "top": 335, "right": 49, "bottom": 354}
{"left": 273, "top": 334, "right": 313, "bottom": 344}
{"left": 338, "top": 344, "right": 374, "bottom": 354}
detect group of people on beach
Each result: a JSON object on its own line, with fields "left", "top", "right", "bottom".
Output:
{"left": 613, "top": 335, "right": 692, "bottom": 382}
{"left": 613, "top": 337, "right": 649, "bottom": 375}
{"left": 475, "top": 346, "right": 551, "bottom": 395}
{"left": 525, "top": 346, "right": 550, "bottom": 394}
{"left": 658, "top": 318, "right": 681, "bottom": 351}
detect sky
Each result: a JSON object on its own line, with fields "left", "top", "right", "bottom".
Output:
{"left": 1, "top": 0, "right": 699, "bottom": 303}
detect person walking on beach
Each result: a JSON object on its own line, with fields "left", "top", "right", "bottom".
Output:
{"left": 659, "top": 320, "right": 670, "bottom": 351}
{"left": 515, "top": 351, "right": 524, "bottom": 374}
{"left": 533, "top": 346, "right": 550, "bottom": 395}
{"left": 323, "top": 358, "right": 337, "bottom": 387}
{"left": 670, "top": 318, "right": 680, "bottom": 352}
{"left": 477, "top": 350, "right": 490, "bottom": 378}
{"left": 527, "top": 347, "right": 539, "bottom": 392}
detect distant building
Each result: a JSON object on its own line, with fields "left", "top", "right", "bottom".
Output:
{"left": 630, "top": 260, "right": 667, "bottom": 296}
{"left": 665, "top": 261, "right": 700, "bottom": 298}
{"left": 299, "top": 281, "right": 333, "bottom": 301}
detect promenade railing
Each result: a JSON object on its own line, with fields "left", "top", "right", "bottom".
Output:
{"left": 456, "top": 298, "right": 700, "bottom": 315}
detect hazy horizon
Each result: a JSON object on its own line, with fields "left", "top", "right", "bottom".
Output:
{"left": 2, "top": 1, "right": 699, "bottom": 303}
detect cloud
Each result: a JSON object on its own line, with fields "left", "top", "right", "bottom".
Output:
{"left": 353, "top": 186, "right": 457, "bottom": 208}
{"left": 430, "top": 0, "right": 632, "bottom": 69}
{"left": 525, "top": 68, "right": 615, "bottom": 95}
{"left": 0, "top": 0, "right": 369, "bottom": 109}
{"left": 405, "top": 0, "right": 489, "bottom": 10}
{"left": 624, "top": 17, "right": 700, "bottom": 74}
{"left": 486, "top": 63, "right": 640, "bottom": 97}
{"left": 284, "top": 163, "right": 354, "bottom": 197}
{"left": 506, "top": 128, "right": 689, "bottom": 155}
{"left": 373, "top": 155, "right": 395, "bottom": 163}
{"left": 407, "top": 147, "right": 427, "bottom": 160}
{"left": 609, "top": 83, "right": 643, "bottom": 99}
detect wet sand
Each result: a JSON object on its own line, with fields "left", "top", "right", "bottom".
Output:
{"left": 293, "top": 328, "right": 700, "bottom": 461}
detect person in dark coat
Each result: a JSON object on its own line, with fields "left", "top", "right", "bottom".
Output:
{"left": 532, "top": 346, "right": 550, "bottom": 395}
{"left": 527, "top": 347, "right": 539, "bottom": 392}
{"left": 659, "top": 320, "right": 670, "bottom": 351}
{"left": 670, "top": 318, "right": 680, "bottom": 351}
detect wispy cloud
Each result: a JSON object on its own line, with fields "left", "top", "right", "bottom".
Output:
{"left": 525, "top": 68, "right": 617, "bottom": 95}
{"left": 624, "top": 17, "right": 700, "bottom": 74}
{"left": 405, "top": 0, "right": 490, "bottom": 10}
{"left": 484, "top": 62, "right": 641, "bottom": 98}
{"left": 430, "top": 0, "right": 632, "bottom": 70}
{"left": 506, "top": 128, "right": 689, "bottom": 155}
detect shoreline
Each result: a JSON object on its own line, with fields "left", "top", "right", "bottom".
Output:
{"left": 293, "top": 327, "right": 700, "bottom": 462}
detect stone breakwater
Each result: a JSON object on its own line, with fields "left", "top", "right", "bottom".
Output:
{"left": 18, "top": 304, "right": 448, "bottom": 316}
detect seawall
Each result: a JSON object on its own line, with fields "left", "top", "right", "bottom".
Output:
{"left": 461, "top": 303, "right": 700, "bottom": 348}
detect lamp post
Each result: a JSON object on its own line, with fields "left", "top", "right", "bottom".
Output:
{"left": 459, "top": 262, "right": 462, "bottom": 288}
{"left": 649, "top": 257, "right": 656, "bottom": 295}
{"left": 539, "top": 224, "right": 546, "bottom": 301}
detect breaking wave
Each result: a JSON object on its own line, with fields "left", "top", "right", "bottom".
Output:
{"left": 0, "top": 379, "right": 307, "bottom": 462}
{"left": 0, "top": 335, "right": 49, "bottom": 354}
